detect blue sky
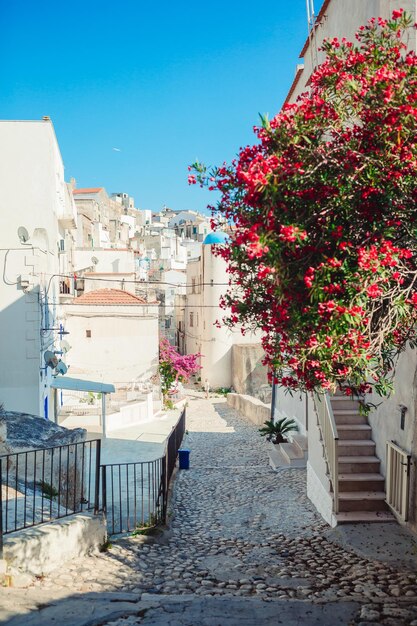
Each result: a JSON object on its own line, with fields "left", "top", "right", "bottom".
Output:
{"left": 0, "top": 1, "right": 317, "bottom": 213}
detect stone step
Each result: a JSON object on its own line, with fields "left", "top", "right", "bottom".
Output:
{"left": 336, "top": 510, "right": 396, "bottom": 524}
{"left": 337, "top": 440, "right": 376, "bottom": 456}
{"left": 333, "top": 410, "right": 367, "bottom": 425}
{"left": 290, "top": 434, "right": 308, "bottom": 457}
{"left": 338, "top": 456, "right": 380, "bottom": 474}
{"left": 338, "top": 491, "right": 387, "bottom": 512}
{"left": 267, "top": 445, "right": 290, "bottom": 470}
{"left": 338, "top": 473, "right": 385, "bottom": 492}
{"left": 337, "top": 424, "right": 372, "bottom": 440}
{"left": 280, "top": 442, "right": 306, "bottom": 467}
{"left": 330, "top": 395, "right": 363, "bottom": 411}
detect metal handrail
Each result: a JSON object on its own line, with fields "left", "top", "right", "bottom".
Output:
{"left": 314, "top": 393, "right": 339, "bottom": 514}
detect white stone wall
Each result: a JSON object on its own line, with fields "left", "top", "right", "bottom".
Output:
{"left": 273, "top": 386, "right": 311, "bottom": 436}
{"left": 64, "top": 303, "right": 159, "bottom": 387}
{"left": 3, "top": 512, "right": 106, "bottom": 577}
{"left": 184, "top": 245, "right": 261, "bottom": 389}
{"left": 0, "top": 120, "right": 69, "bottom": 416}
{"left": 74, "top": 248, "right": 135, "bottom": 275}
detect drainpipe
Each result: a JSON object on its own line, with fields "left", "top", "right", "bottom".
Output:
{"left": 270, "top": 371, "right": 277, "bottom": 422}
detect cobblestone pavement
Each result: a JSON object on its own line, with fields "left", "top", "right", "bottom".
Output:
{"left": 1, "top": 393, "right": 417, "bottom": 625}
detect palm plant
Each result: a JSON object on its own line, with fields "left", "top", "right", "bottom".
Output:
{"left": 259, "top": 417, "right": 299, "bottom": 444}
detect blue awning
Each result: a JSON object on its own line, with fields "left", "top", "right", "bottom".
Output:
{"left": 50, "top": 377, "right": 115, "bottom": 393}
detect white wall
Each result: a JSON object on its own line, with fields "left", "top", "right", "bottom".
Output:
{"left": 274, "top": 386, "right": 308, "bottom": 436}
{"left": 288, "top": 0, "right": 416, "bottom": 104}
{"left": 64, "top": 303, "right": 159, "bottom": 387}
{"left": 367, "top": 347, "right": 417, "bottom": 475}
{"left": 0, "top": 120, "right": 69, "bottom": 416}
{"left": 74, "top": 248, "right": 135, "bottom": 274}
{"left": 185, "top": 245, "right": 261, "bottom": 388}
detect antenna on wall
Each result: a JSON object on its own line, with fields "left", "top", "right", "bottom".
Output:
{"left": 306, "top": 0, "right": 319, "bottom": 70}
{"left": 17, "top": 226, "right": 30, "bottom": 244}
{"left": 55, "top": 361, "right": 68, "bottom": 376}
{"left": 44, "top": 351, "right": 59, "bottom": 369}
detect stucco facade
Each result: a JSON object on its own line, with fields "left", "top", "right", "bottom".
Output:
{"left": 286, "top": 0, "right": 417, "bottom": 106}
{"left": 64, "top": 289, "right": 159, "bottom": 389}
{"left": 0, "top": 119, "right": 76, "bottom": 417}
{"left": 185, "top": 239, "right": 262, "bottom": 389}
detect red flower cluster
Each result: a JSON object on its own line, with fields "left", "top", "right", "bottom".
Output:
{"left": 190, "top": 10, "right": 417, "bottom": 401}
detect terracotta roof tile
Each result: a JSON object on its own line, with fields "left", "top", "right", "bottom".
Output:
{"left": 73, "top": 188, "right": 103, "bottom": 195}
{"left": 73, "top": 289, "right": 155, "bottom": 305}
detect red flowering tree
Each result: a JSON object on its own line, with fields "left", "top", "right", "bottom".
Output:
{"left": 191, "top": 10, "right": 417, "bottom": 403}
{"left": 159, "top": 338, "right": 201, "bottom": 406}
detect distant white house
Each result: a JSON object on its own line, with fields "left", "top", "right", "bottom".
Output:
{"left": 64, "top": 288, "right": 159, "bottom": 389}
{"left": 184, "top": 232, "right": 262, "bottom": 389}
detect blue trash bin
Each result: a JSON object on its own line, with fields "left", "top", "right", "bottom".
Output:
{"left": 178, "top": 449, "right": 191, "bottom": 470}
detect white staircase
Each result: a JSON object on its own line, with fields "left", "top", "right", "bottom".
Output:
{"left": 329, "top": 393, "right": 394, "bottom": 524}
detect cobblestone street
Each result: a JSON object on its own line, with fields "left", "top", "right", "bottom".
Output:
{"left": 1, "top": 393, "right": 417, "bottom": 625}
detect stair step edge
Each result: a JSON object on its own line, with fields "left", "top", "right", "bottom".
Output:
{"left": 339, "top": 456, "right": 380, "bottom": 462}
{"left": 339, "top": 491, "right": 386, "bottom": 500}
{"left": 336, "top": 511, "right": 396, "bottom": 523}
{"left": 280, "top": 442, "right": 304, "bottom": 459}
{"left": 339, "top": 473, "right": 384, "bottom": 480}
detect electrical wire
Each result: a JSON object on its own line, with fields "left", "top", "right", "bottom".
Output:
{"left": 36, "top": 271, "right": 232, "bottom": 290}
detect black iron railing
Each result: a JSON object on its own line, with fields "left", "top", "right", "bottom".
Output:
{"left": 166, "top": 406, "right": 186, "bottom": 483}
{"left": 0, "top": 439, "right": 101, "bottom": 546}
{"left": 100, "top": 406, "right": 186, "bottom": 535}
{"left": 0, "top": 407, "right": 186, "bottom": 546}
{"left": 101, "top": 457, "right": 165, "bottom": 535}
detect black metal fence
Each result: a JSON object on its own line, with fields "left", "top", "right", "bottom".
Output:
{"left": 0, "top": 408, "right": 186, "bottom": 545}
{"left": 0, "top": 439, "right": 100, "bottom": 548}
{"left": 166, "top": 406, "right": 186, "bottom": 483}
{"left": 101, "top": 406, "right": 186, "bottom": 535}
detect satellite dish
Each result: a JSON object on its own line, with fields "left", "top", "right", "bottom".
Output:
{"left": 44, "top": 351, "right": 59, "bottom": 368}
{"left": 18, "top": 226, "right": 29, "bottom": 243}
{"left": 55, "top": 361, "right": 68, "bottom": 375}
{"left": 60, "top": 340, "right": 71, "bottom": 354}
{"left": 91, "top": 256, "right": 99, "bottom": 265}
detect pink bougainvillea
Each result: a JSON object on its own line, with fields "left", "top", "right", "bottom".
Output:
{"left": 191, "top": 11, "right": 417, "bottom": 403}
{"left": 159, "top": 338, "right": 201, "bottom": 404}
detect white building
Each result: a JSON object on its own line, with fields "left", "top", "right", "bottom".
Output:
{"left": 159, "top": 269, "right": 186, "bottom": 344}
{"left": 64, "top": 288, "right": 159, "bottom": 389}
{"left": 0, "top": 118, "right": 77, "bottom": 417}
{"left": 184, "top": 232, "right": 262, "bottom": 389}
{"left": 281, "top": 0, "right": 417, "bottom": 532}
{"left": 285, "top": 0, "right": 416, "bottom": 107}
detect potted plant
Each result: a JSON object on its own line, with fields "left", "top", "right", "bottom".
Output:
{"left": 259, "top": 418, "right": 299, "bottom": 445}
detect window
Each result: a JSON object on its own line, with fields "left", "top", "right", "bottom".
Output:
{"left": 190, "top": 312, "right": 194, "bottom": 327}
{"left": 191, "top": 277, "right": 196, "bottom": 294}
{"left": 86, "top": 330, "right": 92, "bottom": 338}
